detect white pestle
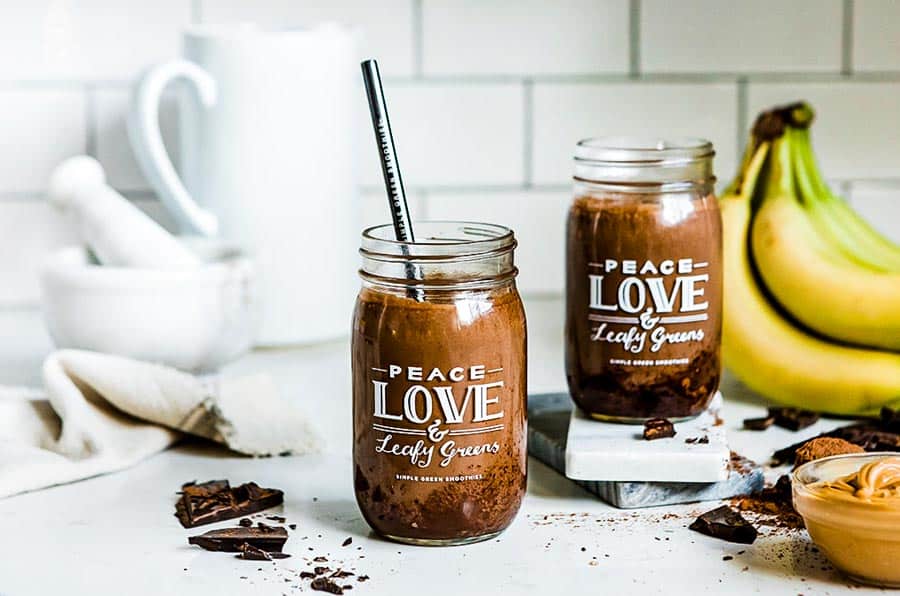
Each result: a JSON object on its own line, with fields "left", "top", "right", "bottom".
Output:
{"left": 48, "top": 156, "right": 201, "bottom": 268}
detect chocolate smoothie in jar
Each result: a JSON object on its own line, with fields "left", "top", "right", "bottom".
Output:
{"left": 352, "top": 221, "right": 527, "bottom": 546}
{"left": 565, "top": 138, "right": 722, "bottom": 422}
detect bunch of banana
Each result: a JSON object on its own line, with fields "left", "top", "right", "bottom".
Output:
{"left": 721, "top": 102, "right": 900, "bottom": 415}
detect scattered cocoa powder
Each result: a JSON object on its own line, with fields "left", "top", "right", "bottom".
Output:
{"left": 731, "top": 475, "right": 804, "bottom": 532}
{"left": 793, "top": 437, "right": 865, "bottom": 468}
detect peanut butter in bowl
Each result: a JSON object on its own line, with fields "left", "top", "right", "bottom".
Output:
{"left": 793, "top": 453, "right": 900, "bottom": 587}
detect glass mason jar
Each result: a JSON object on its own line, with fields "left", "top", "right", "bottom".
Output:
{"left": 352, "top": 221, "right": 527, "bottom": 546}
{"left": 565, "top": 138, "right": 722, "bottom": 423}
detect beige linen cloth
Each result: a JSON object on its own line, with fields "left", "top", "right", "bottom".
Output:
{"left": 0, "top": 350, "right": 321, "bottom": 499}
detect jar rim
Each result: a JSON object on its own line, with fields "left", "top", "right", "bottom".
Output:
{"left": 361, "top": 220, "right": 516, "bottom": 260}
{"left": 575, "top": 136, "right": 714, "bottom": 164}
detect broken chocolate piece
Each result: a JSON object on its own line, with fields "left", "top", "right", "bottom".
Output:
{"left": 342, "top": 537, "right": 352, "bottom": 547}
{"left": 689, "top": 505, "right": 758, "bottom": 544}
{"left": 236, "top": 542, "right": 292, "bottom": 561}
{"left": 188, "top": 526, "right": 289, "bottom": 552}
{"left": 743, "top": 416, "right": 775, "bottom": 431}
{"left": 175, "top": 480, "right": 284, "bottom": 528}
{"left": 311, "top": 577, "right": 344, "bottom": 594}
{"left": 769, "top": 407, "right": 819, "bottom": 431}
{"left": 643, "top": 418, "right": 676, "bottom": 441}
{"left": 300, "top": 571, "right": 316, "bottom": 580}
{"left": 289, "top": 524, "right": 297, "bottom": 530}
{"left": 357, "top": 575, "right": 370, "bottom": 582}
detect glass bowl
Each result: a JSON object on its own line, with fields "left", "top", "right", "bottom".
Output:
{"left": 793, "top": 452, "right": 900, "bottom": 588}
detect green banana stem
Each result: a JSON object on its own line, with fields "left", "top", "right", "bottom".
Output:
{"left": 791, "top": 127, "right": 835, "bottom": 201}
{"left": 762, "top": 131, "right": 796, "bottom": 201}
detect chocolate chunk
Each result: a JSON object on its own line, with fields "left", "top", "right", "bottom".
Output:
{"left": 175, "top": 480, "right": 284, "bottom": 528}
{"left": 769, "top": 407, "right": 819, "bottom": 431}
{"left": 188, "top": 526, "right": 289, "bottom": 552}
{"left": 342, "top": 537, "right": 352, "bottom": 547}
{"left": 300, "top": 571, "right": 316, "bottom": 580}
{"left": 643, "top": 418, "right": 676, "bottom": 441}
{"left": 685, "top": 436, "right": 709, "bottom": 444}
{"left": 289, "top": 524, "right": 297, "bottom": 530}
{"left": 238, "top": 518, "right": 253, "bottom": 528}
{"left": 689, "top": 505, "right": 758, "bottom": 544}
{"left": 235, "top": 542, "right": 291, "bottom": 561}
{"left": 311, "top": 577, "right": 344, "bottom": 594}
{"left": 743, "top": 416, "right": 774, "bottom": 431}
{"left": 357, "top": 575, "right": 370, "bottom": 582}
{"left": 314, "top": 567, "right": 331, "bottom": 575}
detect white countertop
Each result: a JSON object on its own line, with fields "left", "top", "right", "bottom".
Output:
{"left": 0, "top": 298, "right": 875, "bottom": 595}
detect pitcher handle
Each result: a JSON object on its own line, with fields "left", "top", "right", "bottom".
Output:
{"left": 128, "top": 60, "right": 219, "bottom": 237}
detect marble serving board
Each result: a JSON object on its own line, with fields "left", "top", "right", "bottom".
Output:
{"left": 528, "top": 392, "right": 764, "bottom": 509}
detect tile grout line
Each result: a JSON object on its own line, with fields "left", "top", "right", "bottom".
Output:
{"left": 412, "top": 0, "right": 424, "bottom": 78}
{"left": 522, "top": 79, "right": 534, "bottom": 188}
{"left": 629, "top": 0, "right": 641, "bottom": 77}
{"left": 842, "top": 0, "right": 854, "bottom": 76}
{"left": 191, "top": 0, "right": 203, "bottom": 24}
{"left": 84, "top": 84, "right": 97, "bottom": 158}
{"left": 735, "top": 77, "right": 748, "bottom": 167}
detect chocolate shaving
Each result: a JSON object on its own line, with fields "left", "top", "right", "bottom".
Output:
{"left": 188, "top": 526, "right": 288, "bottom": 552}
{"left": 175, "top": 480, "right": 284, "bottom": 528}
{"left": 689, "top": 505, "right": 758, "bottom": 544}
{"left": 643, "top": 418, "right": 676, "bottom": 441}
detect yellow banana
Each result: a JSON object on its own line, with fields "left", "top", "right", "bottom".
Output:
{"left": 750, "top": 131, "right": 900, "bottom": 351}
{"left": 722, "top": 142, "right": 900, "bottom": 415}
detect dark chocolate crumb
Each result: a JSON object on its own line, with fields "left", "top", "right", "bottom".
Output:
{"left": 723, "top": 555, "right": 733, "bottom": 561}
{"left": 289, "top": 524, "right": 297, "bottom": 530}
{"left": 238, "top": 518, "right": 253, "bottom": 528}
{"left": 313, "top": 556, "right": 328, "bottom": 562}
{"left": 342, "top": 537, "right": 353, "bottom": 547}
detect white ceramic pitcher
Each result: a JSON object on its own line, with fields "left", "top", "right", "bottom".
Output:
{"left": 129, "top": 23, "right": 360, "bottom": 346}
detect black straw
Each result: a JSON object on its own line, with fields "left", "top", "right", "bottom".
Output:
{"left": 361, "top": 59, "right": 422, "bottom": 300}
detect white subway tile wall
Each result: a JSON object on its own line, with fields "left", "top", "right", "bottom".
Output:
{"left": 0, "top": 0, "right": 191, "bottom": 81}
{"left": 853, "top": 0, "right": 900, "bottom": 72}
{"left": 532, "top": 82, "right": 738, "bottom": 185}
{"left": 0, "top": 0, "right": 898, "bottom": 308}
{"left": 422, "top": 0, "right": 630, "bottom": 76}
{"left": 641, "top": 0, "right": 843, "bottom": 73}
